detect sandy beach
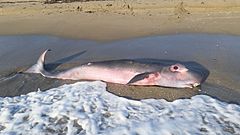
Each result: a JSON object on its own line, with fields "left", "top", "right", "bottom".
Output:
{"left": 0, "top": 1, "right": 240, "bottom": 134}
{"left": 0, "top": 0, "right": 240, "bottom": 41}
{"left": 0, "top": 0, "right": 240, "bottom": 103}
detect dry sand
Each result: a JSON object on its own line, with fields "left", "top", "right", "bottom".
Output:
{"left": 0, "top": 0, "right": 240, "bottom": 41}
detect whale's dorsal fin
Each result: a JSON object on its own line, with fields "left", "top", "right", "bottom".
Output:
{"left": 25, "top": 49, "right": 51, "bottom": 76}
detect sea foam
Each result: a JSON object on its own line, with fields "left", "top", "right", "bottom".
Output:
{"left": 0, "top": 81, "right": 239, "bottom": 135}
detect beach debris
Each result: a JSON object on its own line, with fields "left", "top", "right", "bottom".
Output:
{"left": 77, "top": 6, "right": 82, "bottom": 11}
{"left": 106, "top": 3, "right": 112, "bottom": 7}
{"left": 85, "top": 10, "right": 95, "bottom": 13}
{"left": 173, "top": 2, "right": 191, "bottom": 20}
{"left": 174, "top": 2, "right": 190, "bottom": 17}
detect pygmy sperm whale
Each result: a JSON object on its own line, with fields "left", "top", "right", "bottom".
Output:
{"left": 25, "top": 49, "right": 205, "bottom": 88}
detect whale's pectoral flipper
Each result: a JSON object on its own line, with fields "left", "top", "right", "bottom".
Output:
{"left": 127, "top": 72, "right": 161, "bottom": 85}
{"left": 25, "top": 49, "right": 51, "bottom": 76}
{"left": 127, "top": 72, "right": 151, "bottom": 84}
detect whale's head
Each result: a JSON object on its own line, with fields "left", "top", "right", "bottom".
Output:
{"left": 128, "top": 63, "right": 204, "bottom": 88}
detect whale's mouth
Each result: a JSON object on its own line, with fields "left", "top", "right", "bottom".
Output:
{"left": 184, "top": 82, "right": 200, "bottom": 88}
{"left": 192, "top": 83, "right": 200, "bottom": 87}
{"left": 190, "top": 82, "right": 200, "bottom": 88}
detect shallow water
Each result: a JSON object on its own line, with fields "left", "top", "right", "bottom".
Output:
{"left": 0, "top": 34, "right": 239, "bottom": 103}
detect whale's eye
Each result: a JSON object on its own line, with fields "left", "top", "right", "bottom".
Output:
{"left": 170, "top": 64, "right": 188, "bottom": 73}
{"left": 173, "top": 66, "right": 178, "bottom": 70}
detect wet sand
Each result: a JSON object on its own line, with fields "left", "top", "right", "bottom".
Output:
{"left": 0, "top": 34, "right": 239, "bottom": 104}
{"left": 0, "top": 0, "right": 240, "bottom": 41}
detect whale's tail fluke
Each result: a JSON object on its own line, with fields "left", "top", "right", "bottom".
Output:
{"left": 25, "top": 49, "right": 51, "bottom": 77}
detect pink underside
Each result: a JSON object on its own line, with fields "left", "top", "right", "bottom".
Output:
{"left": 57, "top": 66, "right": 139, "bottom": 84}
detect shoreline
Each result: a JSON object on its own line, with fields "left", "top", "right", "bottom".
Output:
{"left": 0, "top": 0, "right": 240, "bottom": 103}
{"left": 0, "top": 0, "right": 240, "bottom": 41}
{"left": 0, "top": 34, "right": 240, "bottom": 103}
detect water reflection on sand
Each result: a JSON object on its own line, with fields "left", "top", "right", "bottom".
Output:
{"left": 0, "top": 34, "right": 239, "bottom": 104}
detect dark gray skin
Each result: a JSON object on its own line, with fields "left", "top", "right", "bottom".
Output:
{"left": 25, "top": 50, "right": 203, "bottom": 88}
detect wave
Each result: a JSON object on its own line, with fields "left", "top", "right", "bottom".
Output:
{"left": 0, "top": 81, "right": 239, "bottom": 134}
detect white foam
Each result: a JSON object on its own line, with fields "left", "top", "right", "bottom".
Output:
{"left": 0, "top": 81, "right": 239, "bottom": 135}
